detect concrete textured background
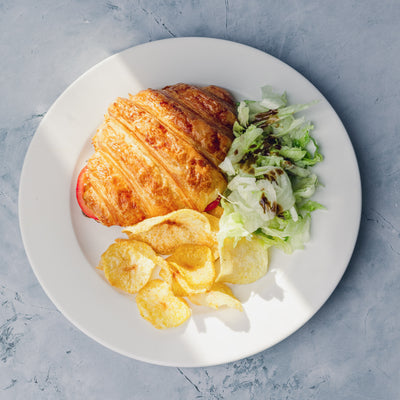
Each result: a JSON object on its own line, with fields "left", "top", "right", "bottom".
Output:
{"left": 1, "top": 0, "right": 399, "bottom": 398}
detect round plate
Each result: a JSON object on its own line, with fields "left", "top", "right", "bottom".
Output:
{"left": 19, "top": 37, "right": 361, "bottom": 367}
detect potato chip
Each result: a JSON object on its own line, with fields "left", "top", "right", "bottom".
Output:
{"left": 99, "top": 239, "right": 166, "bottom": 294}
{"left": 136, "top": 279, "right": 191, "bottom": 329}
{"left": 206, "top": 205, "right": 224, "bottom": 218}
{"left": 189, "top": 282, "right": 243, "bottom": 311}
{"left": 167, "top": 244, "right": 216, "bottom": 292}
{"left": 217, "top": 236, "right": 269, "bottom": 284}
{"left": 202, "top": 212, "right": 220, "bottom": 234}
{"left": 122, "top": 209, "right": 219, "bottom": 258}
{"left": 159, "top": 261, "right": 195, "bottom": 297}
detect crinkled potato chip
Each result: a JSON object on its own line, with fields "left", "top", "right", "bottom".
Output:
{"left": 202, "top": 212, "right": 220, "bottom": 234}
{"left": 98, "top": 239, "right": 166, "bottom": 294}
{"left": 206, "top": 205, "right": 224, "bottom": 218}
{"left": 189, "top": 282, "right": 243, "bottom": 311}
{"left": 217, "top": 236, "right": 269, "bottom": 284}
{"left": 122, "top": 209, "right": 219, "bottom": 258}
{"left": 167, "top": 244, "right": 216, "bottom": 292}
{"left": 202, "top": 212, "right": 220, "bottom": 258}
{"left": 136, "top": 279, "right": 191, "bottom": 329}
{"left": 159, "top": 262, "right": 191, "bottom": 297}
{"left": 159, "top": 260, "right": 210, "bottom": 297}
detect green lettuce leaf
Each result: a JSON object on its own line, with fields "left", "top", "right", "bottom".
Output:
{"left": 217, "top": 85, "right": 324, "bottom": 255}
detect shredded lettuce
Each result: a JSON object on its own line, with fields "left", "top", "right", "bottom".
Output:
{"left": 218, "top": 85, "right": 324, "bottom": 255}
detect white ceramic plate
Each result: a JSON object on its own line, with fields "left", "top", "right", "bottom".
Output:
{"left": 19, "top": 37, "right": 361, "bottom": 367}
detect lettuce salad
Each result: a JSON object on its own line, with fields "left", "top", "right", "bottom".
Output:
{"left": 218, "top": 86, "right": 324, "bottom": 254}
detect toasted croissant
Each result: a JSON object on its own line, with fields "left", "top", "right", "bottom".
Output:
{"left": 77, "top": 83, "right": 236, "bottom": 227}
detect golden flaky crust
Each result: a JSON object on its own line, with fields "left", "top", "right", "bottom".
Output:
{"left": 79, "top": 84, "right": 236, "bottom": 227}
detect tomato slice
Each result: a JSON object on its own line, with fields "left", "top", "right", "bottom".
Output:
{"left": 204, "top": 195, "right": 221, "bottom": 212}
{"left": 76, "top": 166, "right": 98, "bottom": 220}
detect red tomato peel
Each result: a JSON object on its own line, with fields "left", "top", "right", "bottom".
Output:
{"left": 204, "top": 195, "right": 221, "bottom": 212}
{"left": 76, "top": 166, "right": 98, "bottom": 220}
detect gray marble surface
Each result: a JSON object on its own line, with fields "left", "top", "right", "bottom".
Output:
{"left": 1, "top": 0, "right": 399, "bottom": 398}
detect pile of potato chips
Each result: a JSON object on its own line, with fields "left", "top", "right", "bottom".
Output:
{"left": 97, "top": 209, "right": 269, "bottom": 329}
